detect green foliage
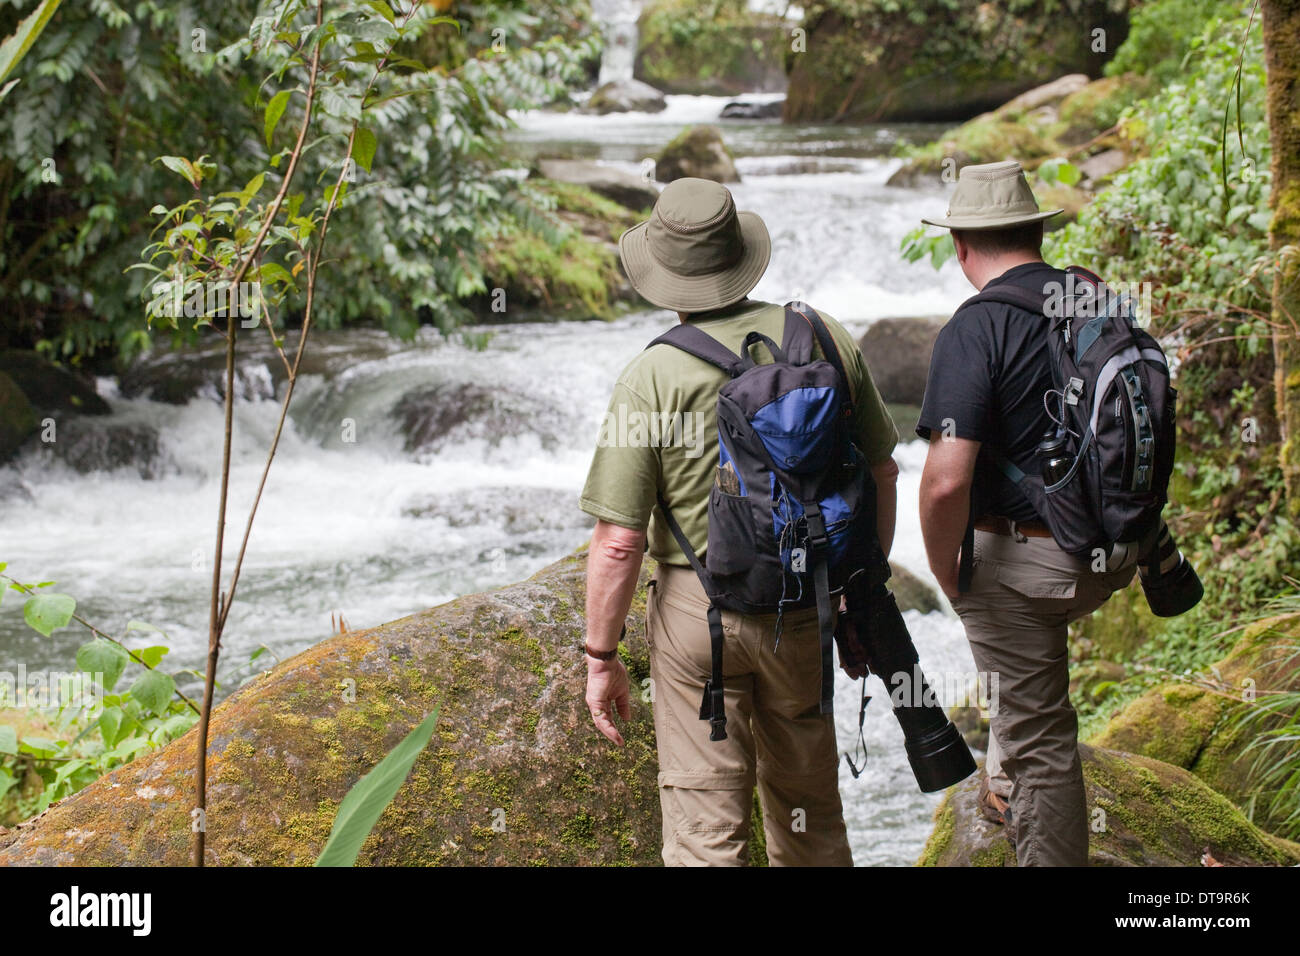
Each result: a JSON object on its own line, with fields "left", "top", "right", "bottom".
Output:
{"left": 0, "top": 1, "right": 598, "bottom": 363}
{"left": 0, "top": 566, "right": 274, "bottom": 824}
{"left": 637, "top": 0, "right": 784, "bottom": 95}
{"left": 1104, "top": 0, "right": 1227, "bottom": 84}
{"left": 315, "top": 705, "right": 440, "bottom": 866}
{"left": 1045, "top": 11, "right": 1271, "bottom": 324}
{"left": 0, "top": 0, "right": 61, "bottom": 100}
{"left": 1232, "top": 610, "right": 1300, "bottom": 839}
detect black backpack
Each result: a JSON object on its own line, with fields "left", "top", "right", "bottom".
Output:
{"left": 959, "top": 265, "right": 1176, "bottom": 585}
{"left": 648, "top": 303, "right": 883, "bottom": 741}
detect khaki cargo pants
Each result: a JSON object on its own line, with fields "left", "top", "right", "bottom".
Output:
{"left": 951, "top": 528, "right": 1135, "bottom": 866}
{"left": 646, "top": 564, "right": 852, "bottom": 866}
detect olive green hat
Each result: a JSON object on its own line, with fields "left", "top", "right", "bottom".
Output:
{"left": 921, "top": 160, "right": 1063, "bottom": 230}
{"left": 618, "top": 177, "right": 771, "bottom": 314}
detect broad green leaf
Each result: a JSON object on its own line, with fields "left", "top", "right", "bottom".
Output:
{"left": 135, "top": 645, "right": 169, "bottom": 668}
{"left": 0, "top": 0, "right": 63, "bottom": 84}
{"left": 19, "top": 735, "right": 57, "bottom": 755}
{"left": 23, "top": 592, "right": 75, "bottom": 636}
{"left": 321, "top": 88, "right": 361, "bottom": 123}
{"left": 106, "top": 737, "right": 150, "bottom": 761}
{"left": 75, "top": 638, "right": 129, "bottom": 692}
{"left": 354, "top": 127, "right": 377, "bottom": 173}
{"left": 98, "top": 705, "right": 125, "bottom": 748}
{"left": 159, "top": 156, "right": 200, "bottom": 188}
{"left": 129, "top": 669, "right": 174, "bottom": 717}
{"left": 363, "top": 1, "right": 396, "bottom": 24}
{"left": 0, "top": 725, "right": 16, "bottom": 755}
{"left": 315, "top": 706, "right": 440, "bottom": 867}
{"left": 264, "top": 89, "right": 291, "bottom": 147}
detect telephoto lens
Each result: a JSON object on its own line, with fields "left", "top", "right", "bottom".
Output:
{"left": 857, "top": 582, "right": 977, "bottom": 793}
{"left": 1138, "top": 521, "right": 1203, "bottom": 617}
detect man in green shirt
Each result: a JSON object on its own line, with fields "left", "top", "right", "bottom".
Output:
{"left": 580, "top": 177, "right": 899, "bottom": 866}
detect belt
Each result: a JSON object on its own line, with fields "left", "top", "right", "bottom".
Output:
{"left": 974, "top": 516, "right": 1054, "bottom": 538}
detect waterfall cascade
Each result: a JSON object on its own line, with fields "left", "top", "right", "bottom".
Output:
{"left": 591, "top": 0, "right": 643, "bottom": 86}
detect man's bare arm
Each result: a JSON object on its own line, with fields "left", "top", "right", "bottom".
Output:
{"left": 584, "top": 519, "right": 647, "bottom": 746}
{"left": 871, "top": 456, "right": 899, "bottom": 560}
{"left": 919, "top": 437, "right": 980, "bottom": 600}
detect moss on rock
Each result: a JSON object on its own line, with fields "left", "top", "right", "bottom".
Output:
{"left": 479, "top": 180, "right": 639, "bottom": 319}
{"left": 917, "top": 744, "right": 1300, "bottom": 866}
{"left": 0, "top": 551, "right": 663, "bottom": 866}
{"left": 654, "top": 126, "right": 739, "bottom": 185}
{"left": 1087, "top": 612, "right": 1300, "bottom": 834}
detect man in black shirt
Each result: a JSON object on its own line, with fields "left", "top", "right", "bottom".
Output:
{"left": 916, "top": 161, "right": 1134, "bottom": 866}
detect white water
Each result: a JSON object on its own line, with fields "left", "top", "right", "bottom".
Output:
{"left": 0, "top": 94, "right": 981, "bottom": 865}
{"left": 592, "top": 0, "right": 643, "bottom": 86}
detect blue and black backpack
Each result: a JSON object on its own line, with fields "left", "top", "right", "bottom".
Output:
{"left": 648, "top": 302, "right": 881, "bottom": 742}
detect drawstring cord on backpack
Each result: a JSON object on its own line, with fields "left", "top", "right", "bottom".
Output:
{"left": 773, "top": 486, "right": 804, "bottom": 652}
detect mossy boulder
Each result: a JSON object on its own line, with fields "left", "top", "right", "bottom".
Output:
{"left": 654, "top": 126, "right": 739, "bottom": 184}
{"left": 635, "top": 0, "right": 787, "bottom": 96}
{"left": 784, "top": 2, "right": 1129, "bottom": 125}
{"left": 0, "top": 550, "right": 662, "bottom": 866}
{"left": 534, "top": 159, "right": 659, "bottom": 213}
{"left": 885, "top": 73, "right": 1139, "bottom": 201}
{"left": 1088, "top": 612, "right": 1300, "bottom": 834}
{"left": 917, "top": 743, "right": 1300, "bottom": 866}
{"left": 477, "top": 179, "right": 641, "bottom": 318}
{"left": 0, "top": 372, "right": 38, "bottom": 461}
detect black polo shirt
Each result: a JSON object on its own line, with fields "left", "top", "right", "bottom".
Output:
{"left": 916, "top": 261, "right": 1066, "bottom": 522}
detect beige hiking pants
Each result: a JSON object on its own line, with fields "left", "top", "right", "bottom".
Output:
{"left": 646, "top": 564, "right": 853, "bottom": 867}
{"left": 951, "top": 528, "right": 1134, "bottom": 866}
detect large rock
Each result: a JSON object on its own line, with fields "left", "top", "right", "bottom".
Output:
{"left": 635, "top": 0, "right": 787, "bottom": 96}
{"left": 890, "top": 563, "right": 942, "bottom": 616}
{"left": 784, "top": 3, "right": 1129, "bottom": 124}
{"left": 534, "top": 159, "right": 659, "bottom": 212}
{"left": 719, "top": 100, "right": 784, "bottom": 120}
{"left": 0, "top": 550, "right": 661, "bottom": 866}
{"left": 654, "top": 126, "right": 739, "bottom": 184}
{"left": 886, "top": 73, "right": 1140, "bottom": 191}
{"left": 918, "top": 744, "right": 1300, "bottom": 866}
{"left": 858, "top": 318, "right": 945, "bottom": 406}
{"left": 0, "top": 372, "right": 38, "bottom": 461}
{"left": 584, "top": 78, "right": 666, "bottom": 115}
{"left": 0, "top": 349, "right": 110, "bottom": 417}
{"left": 1089, "top": 613, "right": 1300, "bottom": 835}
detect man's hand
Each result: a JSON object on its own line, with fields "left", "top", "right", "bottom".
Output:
{"left": 585, "top": 655, "right": 632, "bottom": 746}
{"left": 933, "top": 556, "right": 962, "bottom": 603}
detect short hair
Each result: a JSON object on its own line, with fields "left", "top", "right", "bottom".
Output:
{"left": 952, "top": 221, "right": 1045, "bottom": 257}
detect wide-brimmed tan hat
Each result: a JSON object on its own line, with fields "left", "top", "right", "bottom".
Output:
{"left": 619, "top": 178, "right": 770, "bottom": 313}
{"left": 921, "top": 160, "right": 1063, "bottom": 231}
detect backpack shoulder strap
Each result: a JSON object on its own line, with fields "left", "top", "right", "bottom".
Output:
{"left": 786, "top": 301, "right": 855, "bottom": 417}
{"left": 646, "top": 323, "right": 745, "bottom": 378}
{"left": 958, "top": 283, "right": 1051, "bottom": 316}
{"left": 781, "top": 305, "right": 815, "bottom": 366}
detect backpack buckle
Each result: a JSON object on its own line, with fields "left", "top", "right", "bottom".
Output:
{"left": 1065, "top": 377, "right": 1084, "bottom": 406}
{"left": 805, "top": 511, "right": 829, "bottom": 552}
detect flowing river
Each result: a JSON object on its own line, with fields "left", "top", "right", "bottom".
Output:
{"left": 2, "top": 91, "right": 984, "bottom": 865}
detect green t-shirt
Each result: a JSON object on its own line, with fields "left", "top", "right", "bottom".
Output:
{"left": 579, "top": 299, "right": 899, "bottom": 566}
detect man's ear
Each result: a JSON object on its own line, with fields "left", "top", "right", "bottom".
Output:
{"left": 951, "top": 231, "right": 968, "bottom": 265}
